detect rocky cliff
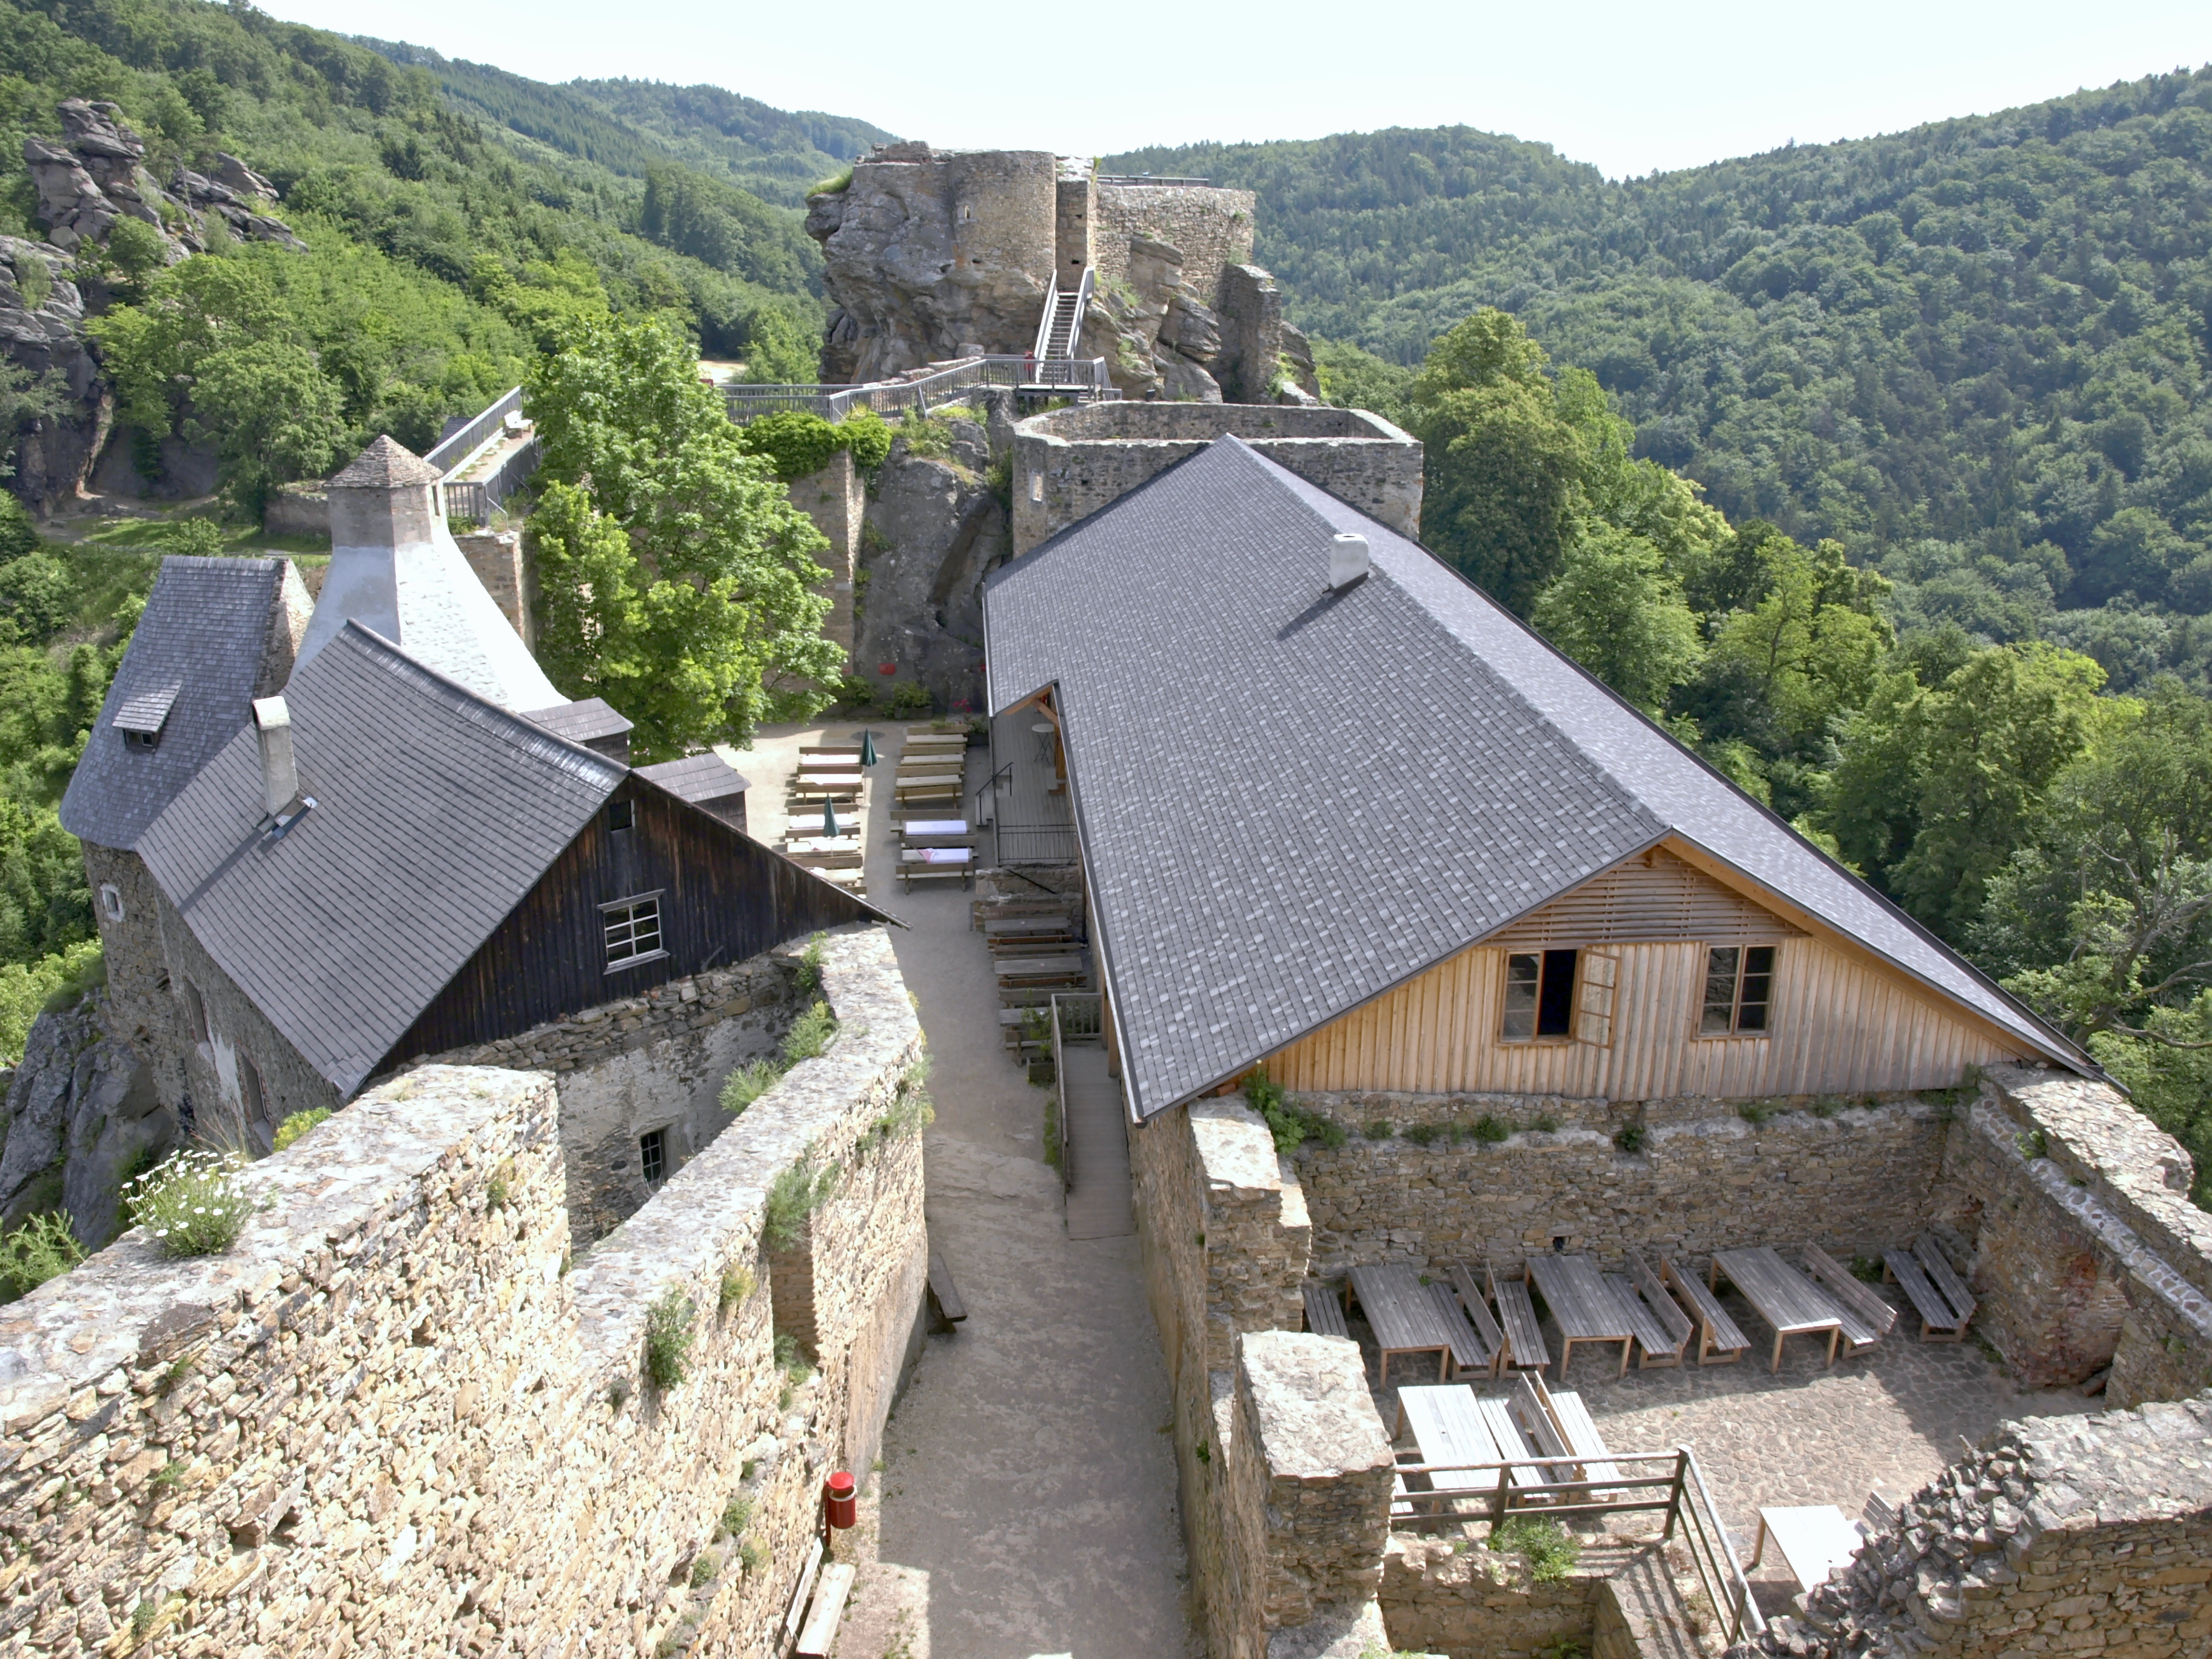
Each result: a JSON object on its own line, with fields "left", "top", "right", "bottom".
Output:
{"left": 7, "top": 100, "right": 303, "bottom": 514}
{"left": 854, "top": 414, "right": 1004, "bottom": 713}
{"left": 0, "top": 990, "right": 169, "bottom": 1253}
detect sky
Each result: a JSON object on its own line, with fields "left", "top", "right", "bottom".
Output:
{"left": 258, "top": 0, "right": 2212, "bottom": 179}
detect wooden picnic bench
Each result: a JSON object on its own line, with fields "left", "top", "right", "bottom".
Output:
{"left": 1527, "top": 1253, "right": 1636, "bottom": 1379}
{"left": 1303, "top": 1281, "right": 1349, "bottom": 1339}
{"left": 995, "top": 953, "right": 1089, "bottom": 986}
{"left": 1912, "top": 1235, "right": 1977, "bottom": 1335}
{"left": 927, "top": 1252, "right": 967, "bottom": 1329}
{"left": 1487, "top": 1261, "right": 1552, "bottom": 1373}
{"left": 1620, "top": 1250, "right": 1694, "bottom": 1368}
{"left": 1346, "top": 1264, "right": 1452, "bottom": 1385}
{"left": 1446, "top": 1265, "right": 1507, "bottom": 1379}
{"left": 1426, "top": 1281, "right": 1497, "bottom": 1380}
{"left": 1801, "top": 1245, "right": 1898, "bottom": 1356}
{"left": 1472, "top": 1395, "right": 1555, "bottom": 1500}
{"left": 1660, "top": 1253, "right": 1750, "bottom": 1365}
{"left": 900, "top": 846, "right": 973, "bottom": 890}
{"left": 1711, "top": 1247, "right": 1845, "bottom": 1372}
{"left": 1606, "top": 1267, "right": 1689, "bottom": 1369}
{"left": 1516, "top": 1371, "right": 1623, "bottom": 1492}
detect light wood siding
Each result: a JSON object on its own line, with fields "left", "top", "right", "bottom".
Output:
{"left": 1267, "top": 851, "right": 2034, "bottom": 1098}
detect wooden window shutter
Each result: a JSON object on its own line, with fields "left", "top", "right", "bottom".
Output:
{"left": 1575, "top": 948, "right": 1620, "bottom": 1048}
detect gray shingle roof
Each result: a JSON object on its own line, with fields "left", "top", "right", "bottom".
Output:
{"left": 523, "top": 697, "right": 635, "bottom": 759}
{"left": 982, "top": 435, "right": 2088, "bottom": 1119}
{"left": 60, "top": 557, "right": 285, "bottom": 851}
{"left": 635, "top": 751, "right": 750, "bottom": 802}
{"left": 136, "top": 622, "right": 625, "bottom": 1097}
{"left": 330, "top": 434, "right": 442, "bottom": 488}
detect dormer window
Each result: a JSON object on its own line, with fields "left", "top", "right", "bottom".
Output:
{"left": 113, "top": 682, "right": 181, "bottom": 753}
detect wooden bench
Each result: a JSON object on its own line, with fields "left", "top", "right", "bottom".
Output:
{"left": 927, "top": 1252, "right": 966, "bottom": 1330}
{"left": 1605, "top": 1269, "right": 1689, "bottom": 1369}
{"left": 1447, "top": 1265, "right": 1509, "bottom": 1380}
{"left": 1801, "top": 1245, "right": 1898, "bottom": 1356}
{"left": 1487, "top": 1260, "right": 1551, "bottom": 1373}
{"left": 1915, "top": 1234, "right": 1978, "bottom": 1328}
{"left": 1509, "top": 1375, "right": 1580, "bottom": 1485}
{"left": 1303, "top": 1281, "right": 1349, "bottom": 1339}
{"left": 1883, "top": 1250, "right": 1966, "bottom": 1341}
{"left": 1426, "top": 1281, "right": 1497, "bottom": 1380}
{"left": 996, "top": 953, "right": 1090, "bottom": 986}
{"left": 1472, "top": 1396, "right": 1555, "bottom": 1501}
{"left": 1517, "top": 1371, "right": 1623, "bottom": 1493}
{"left": 1347, "top": 1264, "right": 1453, "bottom": 1386}
{"left": 1660, "top": 1253, "right": 1750, "bottom": 1366}
{"left": 1622, "top": 1250, "right": 1694, "bottom": 1368}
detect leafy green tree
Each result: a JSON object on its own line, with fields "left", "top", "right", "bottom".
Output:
{"left": 1312, "top": 337, "right": 1413, "bottom": 427}
{"left": 1703, "top": 536, "right": 1892, "bottom": 752}
{"left": 1531, "top": 526, "right": 1703, "bottom": 714}
{"left": 183, "top": 341, "right": 349, "bottom": 514}
{"left": 526, "top": 314, "right": 840, "bottom": 757}
{"left": 2088, "top": 997, "right": 2212, "bottom": 1206}
{"left": 1410, "top": 309, "right": 1586, "bottom": 614}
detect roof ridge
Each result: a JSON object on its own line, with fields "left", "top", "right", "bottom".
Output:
{"left": 326, "top": 622, "right": 628, "bottom": 786}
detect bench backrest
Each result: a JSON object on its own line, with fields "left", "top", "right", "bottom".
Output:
{"left": 1627, "top": 1250, "right": 1694, "bottom": 1344}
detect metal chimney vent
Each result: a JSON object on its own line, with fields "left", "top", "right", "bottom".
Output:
{"left": 252, "top": 696, "right": 300, "bottom": 818}
{"left": 1328, "top": 533, "right": 1370, "bottom": 592}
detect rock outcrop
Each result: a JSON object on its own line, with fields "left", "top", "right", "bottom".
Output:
{"left": 1079, "top": 235, "right": 1227, "bottom": 402}
{"left": 0, "top": 991, "right": 169, "bottom": 1252}
{"left": 854, "top": 415, "right": 1004, "bottom": 712}
{"left": 23, "top": 99, "right": 302, "bottom": 258}
{"left": 7, "top": 101, "right": 304, "bottom": 512}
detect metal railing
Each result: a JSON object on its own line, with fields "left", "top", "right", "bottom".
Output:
{"left": 724, "top": 356, "right": 1117, "bottom": 423}
{"left": 1390, "top": 1446, "right": 1762, "bottom": 1644}
{"left": 1050, "top": 992, "right": 1102, "bottom": 1192}
{"left": 1095, "top": 175, "right": 1213, "bottom": 187}
{"left": 974, "top": 760, "right": 1012, "bottom": 829}
{"left": 426, "top": 386, "right": 523, "bottom": 474}
{"left": 443, "top": 436, "right": 540, "bottom": 527}
{"left": 994, "top": 824, "right": 1081, "bottom": 865}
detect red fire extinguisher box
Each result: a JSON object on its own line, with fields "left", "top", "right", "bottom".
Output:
{"left": 823, "top": 1470, "right": 857, "bottom": 1530}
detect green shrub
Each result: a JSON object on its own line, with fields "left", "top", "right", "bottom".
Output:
{"left": 1470, "top": 1114, "right": 1510, "bottom": 1144}
{"left": 1364, "top": 1119, "right": 1393, "bottom": 1141}
{"left": 1531, "top": 1111, "right": 1560, "bottom": 1133}
{"left": 1851, "top": 1253, "right": 1884, "bottom": 1283}
{"left": 272, "top": 1108, "right": 331, "bottom": 1151}
{"left": 893, "top": 410, "right": 954, "bottom": 460}
{"left": 719, "top": 1493, "right": 752, "bottom": 1537}
{"left": 774, "top": 1330, "right": 815, "bottom": 1380}
{"left": 763, "top": 1152, "right": 838, "bottom": 1250}
{"left": 1490, "top": 1515, "right": 1581, "bottom": 1581}
{"left": 793, "top": 932, "right": 826, "bottom": 996}
{"left": 883, "top": 680, "right": 931, "bottom": 716}
{"left": 720, "top": 1058, "right": 785, "bottom": 1114}
{"left": 781, "top": 1000, "right": 839, "bottom": 1064}
{"left": 126, "top": 1151, "right": 253, "bottom": 1257}
{"left": 643, "top": 1287, "right": 696, "bottom": 1390}
{"left": 719, "top": 1263, "right": 756, "bottom": 1313}
{"left": 738, "top": 410, "right": 844, "bottom": 480}
{"left": 1737, "top": 1100, "right": 1775, "bottom": 1127}
{"left": 1612, "top": 1124, "right": 1646, "bottom": 1155}
{"left": 0, "top": 1212, "right": 84, "bottom": 1298}
{"left": 810, "top": 167, "right": 854, "bottom": 196}
{"left": 738, "top": 1537, "right": 766, "bottom": 1572}
{"left": 1042, "top": 1093, "right": 1062, "bottom": 1171}
{"left": 688, "top": 1549, "right": 719, "bottom": 1587}
{"left": 1403, "top": 1122, "right": 1441, "bottom": 1147}
{"left": 840, "top": 409, "right": 893, "bottom": 472}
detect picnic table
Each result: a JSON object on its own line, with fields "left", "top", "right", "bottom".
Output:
{"left": 1444, "top": 1265, "right": 1508, "bottom": 1378}
{"left": 1346, "top": 1264, "right": 1452, "bottom": 1385}
{"left": 1711, "top": 1247, "right": 1845, "bottom": 1372}
{"left": 789, "top": 774, "right": 863, "bottom": 797}
{"left": 995, "top": 953, "right": 1089, "bottom": 987}
{"left": 1527, "top": 1253, "right": 1637, "bottom": 1379}
{"left": 1393, "top": 1384, "right": 1503, "bottom": 1521}
{"left": 785, "top": 814, "right": 855, "bottom": 837}
{"left": 1751, "top": 1505, "right": 1863, "bottom": 1593}
{"left": 902, "top": 819, "right": 970, "bottom": 838}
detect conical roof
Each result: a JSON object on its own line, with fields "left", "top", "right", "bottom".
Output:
{"left": 330, "top": 434, "right": 443, "bottom": 489}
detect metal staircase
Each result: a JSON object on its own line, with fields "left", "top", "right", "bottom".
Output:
{"left": 1029, "top": 269, "right": 1093, "bottom": 376}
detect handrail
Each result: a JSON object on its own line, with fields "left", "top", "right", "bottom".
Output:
{"left": 426, "top": 386, "right": 523, "bottom": 475}
{"left": 1095, "top": 175, "right": 1212, "bottom": 187}
{"left": 1050, "top": 992, "right": 1102, "bottom": 1197}
{"left": 975, "top": 759, "right": 1013, "bottom": 828}
{"left": 724, "top": 357, "right": 1117, "bottom": 423}
{"left": 1031, "top": 273, "right": 1062, "bottom": 363}
{"left": 1389, "top": 1446, "right": 1765, "bottom": 1645}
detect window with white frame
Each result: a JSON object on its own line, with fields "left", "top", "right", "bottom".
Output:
{"left": 602, "top": 893, "right": 665, "bottom": 970}
{"left": 1700, "top": 945, "right": 1776, "bottom": 1036}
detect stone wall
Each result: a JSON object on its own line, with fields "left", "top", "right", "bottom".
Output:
{"left": 1940, "top": 1065, "right": 2212, "bottom": 1404}
{"left": 1093, "top": 183, "right": 1256, "bottom": 310}
{"left": 81, "top": 845, "right": 185, "bottom": 1110}
{"left": 786, "top": 449, "right": 865, "bottom": 659}
{"left": 1283, "top": 1088, "right": 1951, "bottom": 1277}
{"left": 261, "top": 481, "right": 329, "bottom": 539}
{"left": 421, "top": 950, "right": 794, "bottom": 1246}
{"left": 0, "top": 926, "right": 927, "bottom": 1657}
{"left": 455, "top": 528, "right": 531, "bottom": 646}
{"left": 1010, "top": 400, "right": 1423, "bottom": 554}
{"left": 1733, "top": 1393, "right": 2212, "bottom": 1659}
{"left": 1380, "top": 1534, "right": 1627, "bottom": 1659}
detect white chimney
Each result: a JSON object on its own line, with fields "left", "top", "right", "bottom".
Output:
{"left": 1329, "top": 532, "right": 1371, "bottom": 592}
{"left": 253, "top": 696, "right": 298, "bottom": 817}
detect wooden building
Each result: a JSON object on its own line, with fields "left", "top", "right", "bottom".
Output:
{"left": 980, "top": 437, "right": 2089, "bottom": 1120}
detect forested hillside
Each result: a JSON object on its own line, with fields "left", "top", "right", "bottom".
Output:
{"left": 1108, "top": 69, "right": 2212, "bottom": 695}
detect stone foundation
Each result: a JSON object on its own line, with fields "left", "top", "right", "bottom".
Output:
{"left": 0, "top": 926, "right": 925, "bottom": 1657}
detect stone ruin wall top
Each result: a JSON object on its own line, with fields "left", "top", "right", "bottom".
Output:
{"left": 1092, "top": 181, "right": 1257, "bottom": 309}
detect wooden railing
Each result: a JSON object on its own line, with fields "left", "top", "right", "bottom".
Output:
{"left": 442, "top": 437, "right": 539, "bottom": 527}
{"left": 1390, "top": 1446, "right": 1763, "bottom": 1644}
{"left": 1050, "top": 992, "right": 1102, "bottom": 1193}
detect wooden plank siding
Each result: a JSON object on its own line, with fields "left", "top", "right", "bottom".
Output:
{"left": 384, "top": 774, "right": 878, "bottom": 1066}
{"left": 1265, "top": 847, "right": 2031, "bottom": 1099}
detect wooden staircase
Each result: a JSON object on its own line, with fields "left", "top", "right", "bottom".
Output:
{"left": 1029, "top": 269, "right": 1094, "bottom": 374}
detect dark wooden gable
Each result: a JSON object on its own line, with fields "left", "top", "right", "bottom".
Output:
{"left": 384, "top": 773, "right": 879, "bottom": 1065}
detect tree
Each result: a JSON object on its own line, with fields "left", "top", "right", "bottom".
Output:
{"left": 1531, "top": 526, "right": 1703, "bottom": 714}
{"left": 1702, "top": 535, "right": 1892, "bottom": 754}
{"left": 1410, "top": 309, "right": 1586, "bottom": 615}
{"left": 181, "top": 340, "right": 349, "bottom": 514}
{"left": 526, "top": 314, "right": 842, "bottom": 759}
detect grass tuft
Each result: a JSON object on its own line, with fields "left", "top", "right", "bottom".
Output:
{"left": 643, "top": 1287, "right": 696, "bottom": 1390}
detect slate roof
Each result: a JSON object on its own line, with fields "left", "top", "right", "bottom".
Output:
{"left": 524, "top": 697, "right": 635, "bottom": 759}
{"left": 635, "top": 751, "right": 750, "bottom": 803}
{"left": 330, "top": 434, "right": 441, "bottom": 488}
{"left": 136, "top": 622, "right": 625, "bottom": 1097}
{"left": 982, "top": 435, "right": 2089, "bottom": 1120}
{"left": 60, "top": 557, "right": 283, "bottom": 852}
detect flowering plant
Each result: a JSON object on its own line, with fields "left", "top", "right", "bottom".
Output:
{"left": 125, "top": 1151, "right": 253, "bottom": 1258}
